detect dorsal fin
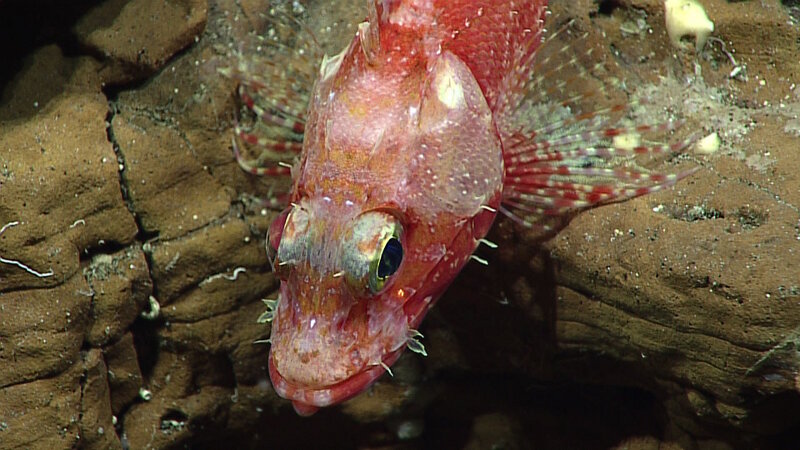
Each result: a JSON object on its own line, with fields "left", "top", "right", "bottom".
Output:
{"left": 436, "top": 0, "right": 549, "bottom": 111}
{"left": 359, "top": 0, "right": 414, "bottom": 62}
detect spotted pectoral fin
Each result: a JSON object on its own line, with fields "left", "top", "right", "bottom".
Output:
{"left": 496, "top": 19, "right": 699, "bottom": 240}
{"left": 501, "top": 152, "right": 699, "bottom": 242}
{"left": 500, "top": 86, "right": 699, "bottom": 239}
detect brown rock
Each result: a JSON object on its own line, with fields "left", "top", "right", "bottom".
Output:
{"left": 74, "top": 0, "right": 208, "bottom": 82}
{"left": 110, "top": 112, "right": 234, "bottom": 241}
{"left": 144, "top": 217, "right": 270, "bottom": 305}
{"left": 0, "top": 356, "right": 84, "bottom": 448}
{"left": 104, "top": 332, "right": 145, "bottom": 416}
{"left": 2, "top": 0, "right": 800, "bottom": 448}
{"left": 84, "top": 247, "right": 152, "bottom": 346}
{"left": 0, "top": 273, "right": 89, "bottom": 388}
{"left": 0, "top": 23, "right": 137, "bottom": 450}
{"left": 80, "top": 349, "right": 123, "bottom": 450}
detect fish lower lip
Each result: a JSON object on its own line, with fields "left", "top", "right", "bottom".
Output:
{"left": 268, "top": 347, "right": 405, "bottom": 414}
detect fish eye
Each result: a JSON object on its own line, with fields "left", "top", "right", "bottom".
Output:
{"left": 341, "top": 211, "right": 404, "bottom": 295}
{"left": 369, "top": 231, "right": 403, "bottom": 293}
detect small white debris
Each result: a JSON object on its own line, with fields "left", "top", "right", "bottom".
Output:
{"left": 139, "top": 388, "right": 153, "bottom": 401}
{"left": 141, "top": 296, "right": 161, "bottom": 320}
{"left": 729, "top": 65, "right": 746, "bottom": 80}
{"left": 664, "top": 0, "right": 714, "bottom": 52}
{"left": 613, "top": 133, "right": 641, "bottom": 151}
{"left": 200, "top": 267, "right": 247, "bottom": 286}
{"left": 396, "top": 419, "right": 424, "bottom": 440}
{"left": 694, "top": 132, "right": 721, "bottom": 155}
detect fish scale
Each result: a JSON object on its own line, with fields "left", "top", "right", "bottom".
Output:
{"left": 221, "top": 0, "right": 696, "bottom": 415}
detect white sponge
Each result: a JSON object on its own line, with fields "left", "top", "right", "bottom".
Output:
{"left": 664, "top": 0, "right": 714, "bottom": 52}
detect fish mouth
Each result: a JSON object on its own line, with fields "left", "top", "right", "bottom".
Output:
{"left": 268, "top": 346, "right": 405, "bottom": 416}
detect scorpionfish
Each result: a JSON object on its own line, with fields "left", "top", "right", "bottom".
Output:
{"left": 222, "top": 0, "right": 695, "bottom": 415}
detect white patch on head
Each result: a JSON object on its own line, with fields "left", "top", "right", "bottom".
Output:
{"left": 435, "top": 63, "right": 466, "bottom": 110}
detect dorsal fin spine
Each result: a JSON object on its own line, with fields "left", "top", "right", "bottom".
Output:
{"left": 359, "top": 0, "right": 383, "bottom": 65}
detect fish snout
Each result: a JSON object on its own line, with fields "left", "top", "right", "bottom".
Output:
{"left": 268, "top": 278, "right": 408, "bottom": 411}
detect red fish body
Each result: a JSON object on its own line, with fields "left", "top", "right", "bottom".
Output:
{"left": 225, "top": 0, "right": 693, "bottom": 415}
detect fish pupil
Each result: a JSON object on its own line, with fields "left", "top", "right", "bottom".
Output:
{"left": 377, "top": 238, "right": 403, "bottom": 279}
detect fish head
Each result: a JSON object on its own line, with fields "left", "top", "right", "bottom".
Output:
{"left": 266, "top": 194, "right": 499, "bottom": 416}
{"left": 265, "top": 21, "right": 504, "bottom": 415}
{"left": 266, "top": 199, "right": 411, "bottom": 415}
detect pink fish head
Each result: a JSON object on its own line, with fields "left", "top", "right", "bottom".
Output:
{"left": 266, "top": 17, "right": 504, "bottom": 415}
